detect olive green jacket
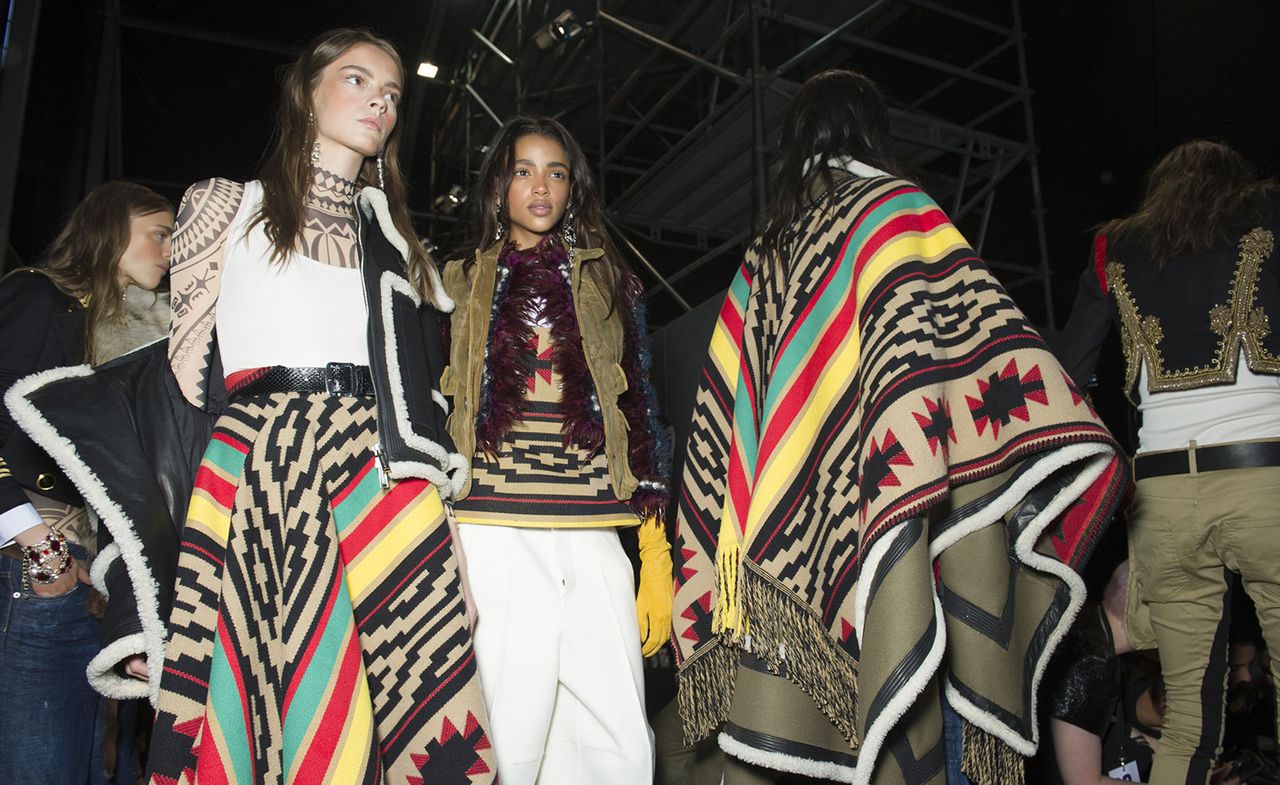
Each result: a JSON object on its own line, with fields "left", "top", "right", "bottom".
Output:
{"left": 441, "top": 243, "right": 641, "bottom": 503}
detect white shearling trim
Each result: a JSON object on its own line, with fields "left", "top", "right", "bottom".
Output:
{"left": 944, "top": 444, "right": 1111, "bottom": 757}
{"left": 850, "top": 441, "right": 1112, "bottom": 781}
{"left": 719, "top": 730, "right": 855, "bottom": 783}
{"left": 359, "top": 187, "right": 454, "bottom": 313}
{"left": 6, "top": 366, "right": 168, "bottom": 706}
{"left": 432, "top": 389, "right": 449, "bottom": 414}
{"left": 86, "top": 631, "right": 150, "bottom": 700}
{"left": 90, "top": 542, "right": 121, "bottom": 597}
{"left": 851, "top": 524, "right": 948, "bottom": 785}
{"left": 380, "top": 271, "right": 471, "bottom": 500}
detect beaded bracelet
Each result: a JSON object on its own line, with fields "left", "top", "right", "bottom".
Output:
{"left": 21, "top": 530, "right": 71, "bottom": 592}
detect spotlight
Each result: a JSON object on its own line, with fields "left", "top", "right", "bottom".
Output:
{"left": 533, "top": 10, "right": 584, "bottom": 50}
{"left": 434, "top": 184, "right": 468, "bottom": 215}
{"left": 416, "top": 61, "right": 439, "bottom": 79}
{"left": 420, "top": 237, "right": 441, "bottom": 257}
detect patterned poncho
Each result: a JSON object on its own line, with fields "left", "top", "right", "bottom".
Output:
{"left": 672, "top": 176, "right": 1128, "bottom": 785}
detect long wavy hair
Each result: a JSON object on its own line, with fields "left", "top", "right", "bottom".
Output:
{"left": 463, "top": 115, "right": 630, "bottom": 313}
{"left": 11, "top": 181, "right": 172, "bottom": 362}
{"left": 252, "top": 28, "right": 441, "bottom": 298}
{"left": 760, "top": 69, "right": 903, "bottom": 262}
{"left": 1100, "top": 140, "right": 1278, "bottom": 266}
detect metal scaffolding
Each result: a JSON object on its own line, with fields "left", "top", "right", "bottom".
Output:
{"left": 0, "top": 0, "right": 1056, "bottom": 324}
{"left": 427, "top": 0, "right": 1057, "bottom": 325}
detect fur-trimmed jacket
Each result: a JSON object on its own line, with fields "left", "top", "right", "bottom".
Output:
{"left": 5, "top": 187, "right": 466, "bottom": 703}
{"left": 441, "top": 238, "right": 670, "bottom": 519}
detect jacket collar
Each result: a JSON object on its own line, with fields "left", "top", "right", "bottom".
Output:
{"left": 357, "top": 186, "right": 454, "bottom": 313}
{"left": 473, "top": 241, "right": 605, "bottom": 275}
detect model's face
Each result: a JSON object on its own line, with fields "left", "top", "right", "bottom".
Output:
{"left": 312, "top": 43, "right": 402, "bottom": 164}
{"left": 504, "top": 134, "right": 571, "bottom": 250}
{"left": 116, "top": 210, "right": 175, "bottom": 291}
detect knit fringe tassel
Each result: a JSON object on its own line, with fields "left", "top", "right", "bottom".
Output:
{"left": 676, "top": 642, "right": 739, "bottom": 747}
{"left": 713, "top": 540, "right": 744, "bottom": 637}
{"left": 739, "top": 567, "right": 860, "bottom": 747}
{"left": 961, "top": 718, "right": 1024, "bottom": 785}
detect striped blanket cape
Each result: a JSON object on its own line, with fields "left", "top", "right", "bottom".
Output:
{"left": 671, "top": 176, "right": 1128, "bottom": 785}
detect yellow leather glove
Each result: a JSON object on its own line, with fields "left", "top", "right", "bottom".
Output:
{"left": 635, "top": 513, "right": 674, "bottom": 657}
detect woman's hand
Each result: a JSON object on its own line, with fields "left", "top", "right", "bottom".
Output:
{"left": 123, "top": 655, "right": 150, "bottom": 682}
{"left": 30, "top": 555, "right": 90, "bottom": 597}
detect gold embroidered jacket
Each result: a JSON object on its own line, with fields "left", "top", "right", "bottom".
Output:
{"left": 1059, "top": 223, "right": 1280, "bottom": 402}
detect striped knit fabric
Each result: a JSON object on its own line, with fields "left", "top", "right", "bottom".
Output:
{"left": 147, "top": 393, "right": 495, "bottom": 785}
{"left": 672, "top": 177, "right": 1128, "bottom": 785}
{"left": 453, "top": 326, "right": 640, "bottom": 528}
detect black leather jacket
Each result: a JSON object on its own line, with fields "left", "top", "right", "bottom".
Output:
{"left": 4, "top": 188, "right": 466, "bottom": 702}
{"left": 0, "top": 271, "right": 86, "bottom": 515}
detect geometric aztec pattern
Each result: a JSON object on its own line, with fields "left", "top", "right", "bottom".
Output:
{"left": 147, "top": 393, "right": 495, "bottom": 785}
{"left": 673, "top": 175, "right": 1127, "bottom": 783}
{"left": 453, "top": 327, "right": 639, "bottom": 529}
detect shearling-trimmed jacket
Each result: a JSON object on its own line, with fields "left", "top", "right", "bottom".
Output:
{"left": 5, "top": 187, "right": 466, "bottom": 703}
{"left": 441, "top": 242, "right": 668, "bottom": 514}
{"left": 0, "top": 271, "right": 86, "bottom": 519}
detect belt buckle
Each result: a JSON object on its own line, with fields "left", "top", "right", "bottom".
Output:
{"left": 325, "top": 362, "right": 358, "bottom": 396}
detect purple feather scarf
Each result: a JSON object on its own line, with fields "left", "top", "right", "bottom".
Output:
{"left": 474, "top": 237, "right": 670, "bottom": 520}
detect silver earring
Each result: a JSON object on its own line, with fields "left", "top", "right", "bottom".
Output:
{"left": 308, "top": 113, "right": 321, "bottom": 164}
{"left": 562, "top": 209, "right": 578, "bottom": 249}
{"left": 377, "top": 154, "right": 385, "bottom": 190}
{"left": 494, "top": 203, "right": 505, "bottom": 242}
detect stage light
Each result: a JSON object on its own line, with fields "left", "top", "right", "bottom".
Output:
{"left": 416, "top": 61, "right": 439, "bottom": 79}
{"left": 434, "top": 185, "right": 468, "bottom": 215}
{"left": 533, "top": 10, "right": 584, "bottom": 50}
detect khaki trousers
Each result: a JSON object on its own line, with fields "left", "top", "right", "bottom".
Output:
{"left": 1127, "top": 464, "right": 1280, "bottom": 785}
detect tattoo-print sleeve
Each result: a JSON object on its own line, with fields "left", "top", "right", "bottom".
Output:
{"left": 168, "top": 178, "right": 244, "bottom": 408}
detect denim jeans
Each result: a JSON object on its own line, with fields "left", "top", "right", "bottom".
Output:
{"left": 0, "top": 549, "right": 104, "bottom": 784}
{"left": 942, "top": 693, "right": 973, "bottom": 785}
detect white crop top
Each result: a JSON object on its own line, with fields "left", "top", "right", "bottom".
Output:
{"left": 1137, "top": 350, "right": 1280, "bottom": 453}
{"left": 216, "top": 181, "right": 368, "bottom": 374}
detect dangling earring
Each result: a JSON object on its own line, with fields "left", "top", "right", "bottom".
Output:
{"left": 377, "top": 153, "right": 385, "bottom": 190}
{"left": 562, "top": 208, "right": 578, "bottom": 249}
{"left": 308, "top": 112, "right": 321, "bottom": 164}
{"left": 494, "top": 203, "right": 505, "bottom": 242}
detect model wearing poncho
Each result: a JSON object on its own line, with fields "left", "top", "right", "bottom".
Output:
{"left": 671, "top": 174, "right": 1129, "bottom": 785}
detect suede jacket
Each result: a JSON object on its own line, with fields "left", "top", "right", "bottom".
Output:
{"left": 5, "top": 188, "right": 466, "bottom": 704}
{"left": 441, "top": 242, "right": 668, "bottom": 515}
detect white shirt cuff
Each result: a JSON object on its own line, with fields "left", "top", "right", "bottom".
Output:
{"left": 0, "top": 502, "right": 43, "bottom": 547}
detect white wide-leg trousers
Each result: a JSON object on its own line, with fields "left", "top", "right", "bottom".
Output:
{"left": 456, "top": 524, "right": 654, "bottom": 785}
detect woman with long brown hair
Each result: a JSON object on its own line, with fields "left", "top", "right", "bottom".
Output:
{"left": 0, "top": 180, "right": 172, "bottom": 784}
{"left": 441, "top": 115, "right": 672, "bottom": 784}
{"left": 671, "top": 69, "right": 1126, "bottom": 785}
{"left": 7, "top": 27, "right": 495, "bottom": 784}
{"left": 147, "top": 27, "right": 495, "bottom": 785}
{"left": 1060, "top": 140, "right": 1280, "bottom": 785}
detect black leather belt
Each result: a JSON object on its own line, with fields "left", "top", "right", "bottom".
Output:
{"left": 230, "top": 363, "right": 374, "bottom": 399}
{"left": 1134, "top": 441, "right": 1280, "bottom": 481}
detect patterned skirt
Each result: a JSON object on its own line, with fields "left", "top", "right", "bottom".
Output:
{"left": 146, "top": 393, "right": 495, "bottom": 785}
